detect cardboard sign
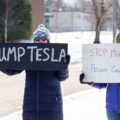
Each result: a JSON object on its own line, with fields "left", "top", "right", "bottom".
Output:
{"left": 82, "top": 44, "right": 120, "bottom": 83}
{"left": 0, "top": 43, "right": 68, "bottom": 70}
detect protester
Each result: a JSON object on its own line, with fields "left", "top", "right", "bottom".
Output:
{"left": 79, "top": 31, "right": 120, "bottom": 120}
{"left": 1, "top": 24, "right": 70, "bottom": 120}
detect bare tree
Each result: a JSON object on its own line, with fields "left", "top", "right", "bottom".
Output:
{"left": 90, "top": 0, "right": 112, "bottom": 43}
{"left": 72, "top": 0, "right": 112, "bottom": 43}
{"left": 5, "top": 0, "right": 8, "bottom": 43}
{"left": 44, "top": 0, "right": 56, "bottom": 12}
{"left": 45, "top": 0, "right": 64, "bottom": 12}
{"left": 117, "top": 0, "right": 120, "bottom": 30}
{"left": 74, "top": 0, "right": 88, "bottom": 12}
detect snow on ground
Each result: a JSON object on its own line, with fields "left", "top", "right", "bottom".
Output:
{"left": 0, "top": 89, "right": 107, "bottom": 120}
{"left": 51, "top": 31, "right": 113, "bottom": 63}
{"left": 63, "top": 88, "right": 107, "bottom": 120}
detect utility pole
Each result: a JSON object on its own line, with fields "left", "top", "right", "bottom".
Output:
{"left": 112, "top": 0, "right": 117, "bottom": 43}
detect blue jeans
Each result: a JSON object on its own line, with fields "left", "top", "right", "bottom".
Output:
{"left": 106, "top": 109, "right": 120, "bottom": 120}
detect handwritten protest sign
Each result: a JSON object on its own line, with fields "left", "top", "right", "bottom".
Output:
{"left": 82, "top": 44, "right": 120, "bottom": 83}
{"left": 0, "top": 43, "right": 68, "bottom": 70}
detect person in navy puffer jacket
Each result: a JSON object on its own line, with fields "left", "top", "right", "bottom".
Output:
{"left": 79, "top": 32, "right": 120, "bottom": 120}
{"left": 1, "top": 24, "right": 70, "bottom": 120}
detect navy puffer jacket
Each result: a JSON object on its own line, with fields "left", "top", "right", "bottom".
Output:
{"left": 1, "top": 69, "right": 69, "bottom": 120}
{"left": 92, "top": 83, "right": 120, "bottom": 110}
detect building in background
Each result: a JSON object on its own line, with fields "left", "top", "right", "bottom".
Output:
{"left": 45, "top": 11, "right": 112, "bottom": 32}
{"left": 28, "top": 0, "right": 112, "bottom": 33}
{"left": 29, "top": 0, "right": 44, "bottom": 31}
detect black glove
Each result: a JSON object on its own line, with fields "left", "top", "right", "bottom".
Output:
{"left": 79, "top": 73, "right": 85, "bottom": 84}
{"left": 65, "top": 54, "right": 70, "bottom": 65}
{"left": 79, "top": 73, "right": 92, "bottom": 85}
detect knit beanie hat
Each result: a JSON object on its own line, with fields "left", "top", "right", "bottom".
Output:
{"left": 33, "top": 24, "right": 50, "bottom": 42}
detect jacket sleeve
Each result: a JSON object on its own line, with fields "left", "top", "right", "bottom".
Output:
{"left": 91, "top": 83, "right": 107, "bottom": 89}
{"left": 0, "top": 69, "right": 23, "bottom": 76}
{"left": 56, "top": 69, "right": 69, "bottom": 81}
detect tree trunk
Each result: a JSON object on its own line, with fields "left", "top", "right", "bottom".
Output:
{"left": 5, "top": 0, "right": 8, "bottom": 43}
{"left": 118, "top": 21, "right": 120, "bottom": 31}
{"left": 94, "top": 19, "right": 101, "bottom": 43}
{"left": 0, "top": 34, "right": 4, "bottom": 43}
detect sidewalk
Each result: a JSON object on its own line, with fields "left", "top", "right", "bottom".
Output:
{"left": 64, "top": 88, "right": 107, "bottom": 120}
{"left": 0, "top": 88, "right": 107, "bottom": 120}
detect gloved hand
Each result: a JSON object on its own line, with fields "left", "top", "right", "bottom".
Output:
{"left": 79, "top": 72, "right": 92, "bottom": 85}
{"left": 80, "top": 73, "right": 85, "bottom": 84}
{"left": 65, "top": 54, "right": 70, "bottom": 65}
{"left": 56, "top": 54, "right": 70, "bottom": 81}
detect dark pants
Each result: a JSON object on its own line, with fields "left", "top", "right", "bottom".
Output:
{"left": 106, "top": 109, "right": 120, "bottom": 120}
{"left": 23, "top": 111, "right": 63, "bottom": 120}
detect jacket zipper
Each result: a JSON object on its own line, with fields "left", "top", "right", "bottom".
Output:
{"left": 37, "top": 72, "right": 39, "bottom": 120}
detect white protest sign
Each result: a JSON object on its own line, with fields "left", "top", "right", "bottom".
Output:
{"left": 82, "top": 44, "right": 120, "bottom": 83}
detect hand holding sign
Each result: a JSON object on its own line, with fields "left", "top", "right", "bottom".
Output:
{"left": 65, "top": 54, "right": 70, "bottom": 65}
{"left": 82, "top": 44, "right": 120, "bottom": 83}
{"left": 79, "top": 73, "right": 92, "bottom": 85}
{"left": 79, "top": 73, "right": 85, "bottom": 83}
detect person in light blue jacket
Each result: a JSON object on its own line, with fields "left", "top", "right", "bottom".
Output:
{"left": 80, "top": 32, "right": 120, "bottom": 120}
{"left": 80, "top": 75, "right": 120, "bottom": 120}
{"left": 1, "top": 24, "right": 70, "bottom": 120}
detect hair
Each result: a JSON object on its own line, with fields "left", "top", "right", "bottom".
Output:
{"left": 47, "top": 39, "right": 50, "bottom": 43}
{"left": 115, "top": 31, "right": 120, "bottom": 43}
{"left": 34, "top": 39, "right": 50, "bottom": 43}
